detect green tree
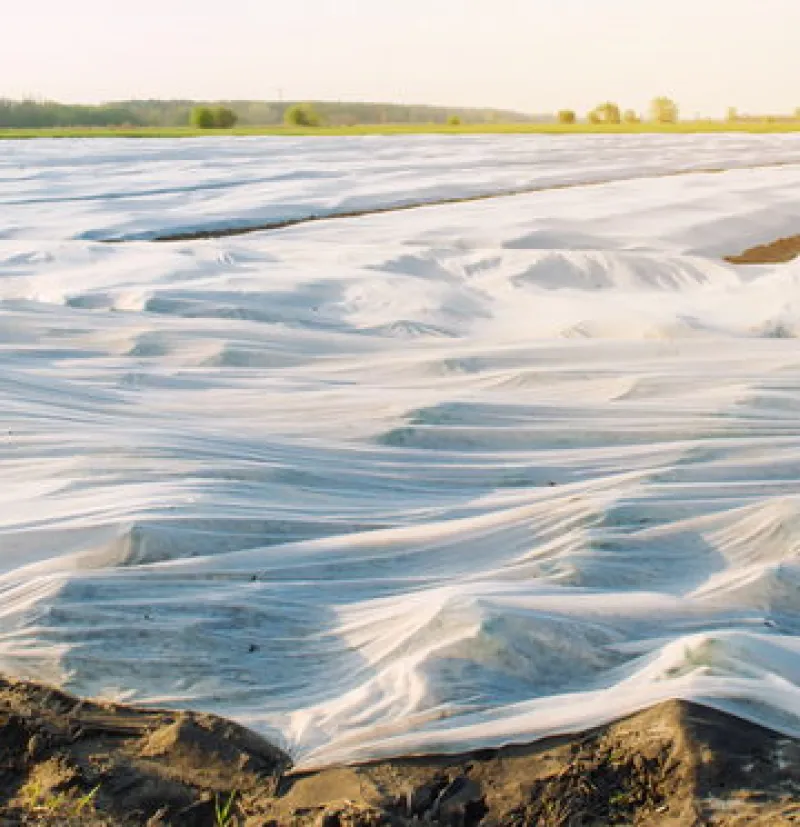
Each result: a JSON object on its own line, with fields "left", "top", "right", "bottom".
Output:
{"left": 727, "top": 107, "right": 739, "bottom": 122}
{"left": 557, "top": 110, "right": 576, "bottom": 125}
{"left": 590, "top": 102, "right": 622, "bottom": 125}
{"left": 191, "top": 106, "right": 216, "bottom": 129}
{"left": 284, "top": 103, "right": 322, "bottom": 127}
{"left": 623, "top": 109, "right": 640, "bottom": 124}
{"left": 650, "top": 96, "right": 679, "bottom": 124}
{"left": 447, "top": 115, "right": 462, "bottom": 126}
{"left": 211, "top": 106, "right": 238, "bottom": 128}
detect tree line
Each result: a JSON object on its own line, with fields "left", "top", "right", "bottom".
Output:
{"left": 555, "top": 99, "right": 800, "bottom": 126}
{"left": 0, "top": 99, "right": 147, "bottom": 128}
{"left": 190, "top": 103, "right": 469, "bottom": 129}
{"left": 557, "top": 97, "right": 680, "bottom": 125}
{"left": 2, "top": 96, "right": 799, "bottom": 130}
{"left": 0, "top": 99, "right": 535, "bottom": 129}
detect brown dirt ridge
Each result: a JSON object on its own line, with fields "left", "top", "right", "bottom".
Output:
{"left": 725, "top": 234, "right": 800, "bottom": 265}
{"left": 1, "top": 675, "right": 799, "bottom": 826}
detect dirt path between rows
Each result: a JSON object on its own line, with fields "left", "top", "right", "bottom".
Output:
{"left": 1, "top": 675, "right": 798, "bottom": 826}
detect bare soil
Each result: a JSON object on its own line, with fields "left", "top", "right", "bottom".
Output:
{"left": 0, "top": 674, "right": 798, "bottom": 826}
{"left": 725, "top": 234, "right": 800, "bottom": 264}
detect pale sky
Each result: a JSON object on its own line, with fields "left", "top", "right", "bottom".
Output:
{"left": 3, "top": 0, "right": 799, "bottom": 117}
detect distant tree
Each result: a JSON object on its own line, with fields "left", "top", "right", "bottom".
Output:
{"left": 211, "top": 106, "right": 238, "bottom": 128}
{"left": 795, "top": 107, "right": 800, "bottom": 121}
{"left": 727, "top": 107, "right": 739, "bottom": 122}
{"left": 190, "top": 106, "right": 216, "bottom": 129}
{"left": 447, "top": 115, "right": 462, "bottom": 126}
{"left": 650, "top": 97, "right": 679, "bottom": 124}
{"left": 623, "top": 109, "right": 640, "bottom": 124}
{"left": 590, "top": 102, "right": 622, "bottom": 125}
{"left": 557, "top": 110, "right": 576, "bottom": 125}
{"left": 189, "top": 106, "right": 237, "bottom": 129}
{"left": 284, "top": 102, "right": 322, "bottom": 127}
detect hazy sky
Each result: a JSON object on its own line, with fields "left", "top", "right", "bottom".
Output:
{"left": 4, "top": 0, "right": 798, "bottom": 116}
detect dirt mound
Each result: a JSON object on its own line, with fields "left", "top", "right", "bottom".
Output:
{"left": 0, "top": 675, "right": 289, "bottom": 826}
{"left": 0, "top": 674, "right": 798, "bottom": 825}
{"left": 725, "top": 234, "right": 800, "bottom": 264}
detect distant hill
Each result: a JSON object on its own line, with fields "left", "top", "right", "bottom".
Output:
{"left": 0, "top": 99, "right": 539, "bottom": 129}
